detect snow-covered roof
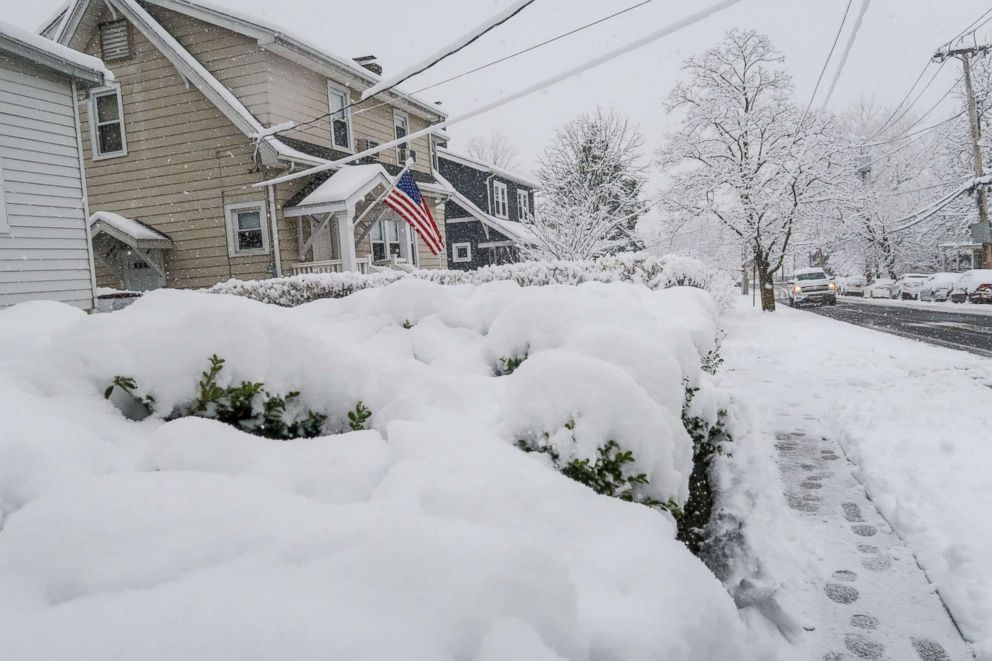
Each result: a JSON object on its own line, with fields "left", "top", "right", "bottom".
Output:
{"left": 89, "top": 211, "right": 173, "bottom": 249}
{"left": 285, "top": 165, "right": 393, "bottom": 217}
{"left": 0, "top": 18, "right": 111, "bottom": 86}
{"left": 48, "top": 0, "right": 445, "bottom": 121}
{"left": 433, "top": 171, "right": 535, "bottom": 245}
{"left": 437, "top": 147, "right": 540, "bottom": 190}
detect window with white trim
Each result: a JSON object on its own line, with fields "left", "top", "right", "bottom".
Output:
{"left": 452, "top": 242, "right": 472, "bottom": 263}
{"left": 0, "top": 154, "right": 8, "bottom": 234}
{"left": 394, "top": 110, "right": 409, "bottom": 164}
{"left": 225, "top": 202, "right": 269, "bottom": 256}
{"left": 516, "top": 189, "right": 531, "bottom": 221}
{"left": 90, "top": 86, "right": 127, "bottom": 159}
{"left": 492, "top": 181, "right": 509, "bottom": 219}
{"left": 370, "top": 217, "right": 401, "bottom": 262}
{"left": 328, "top": 85, "right": 352, "bottom": 151}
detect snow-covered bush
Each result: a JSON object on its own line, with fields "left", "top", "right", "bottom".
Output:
{"left": 0, "top": 282, "right": 749, "bottom": 660}
{"left": 208, "top": 252, "right": 737, "bottom": 312}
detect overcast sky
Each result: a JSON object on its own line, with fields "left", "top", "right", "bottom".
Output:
{"left": 8, "top": 0, "right": 990, "bottom": 181}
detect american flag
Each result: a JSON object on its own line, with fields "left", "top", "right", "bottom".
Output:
{"left": 384, "top": 170, "right": 444, "bottom": 255}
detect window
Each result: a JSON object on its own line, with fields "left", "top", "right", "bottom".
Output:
{"left": 452, "top": 242, "right": 472, "bottom": 263}
{"left": 492, "top": 181, "right": 509, "bottom": 218}
{"left": 517, "top": 189, "right": 531, "bottom": 221}
{"left": 90, "top": 87, "right": 127, "bottom": 159}
{"left": 99, "top": 20, "right": 132, "bottom": 62}
{"left": 394, "top": 110, "right": 409, "bottom": 164}
{"left": 371, "top": 218, "right": 401, "bottom": 262}
{"left": 225, "top": 202, "right": 269, "bottom": 256}
{"left": 328, "top": 85, "right": 352, "bottom": 151}
{"left": 429, "top": 136, "right": 439, "bottom": 171}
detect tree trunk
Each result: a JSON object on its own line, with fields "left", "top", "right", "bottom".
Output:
{"left": 755, "top": 251, "right": 776, "bottom": 311}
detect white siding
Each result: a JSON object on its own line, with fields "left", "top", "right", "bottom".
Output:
{"left": 0, "top": 56, "right": 94, "bottom": 309}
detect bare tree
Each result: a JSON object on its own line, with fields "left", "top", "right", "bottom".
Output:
{"left": 657, "top": 30, "right": 841, "bottom": 311}
{"left": 464, "top": 131, "right": 522, "bottom": 170}
{"left": 525, "top": 108, "right": 647, "bottom": 260}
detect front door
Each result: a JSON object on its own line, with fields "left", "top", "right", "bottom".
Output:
{"left": 121, "top": 251, "right": 164, "bottom": 291}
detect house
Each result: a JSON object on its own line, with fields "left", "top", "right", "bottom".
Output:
{"left": 0, "top": 20, "right": 111, "bottom": 309}
{"left": 436, "top": 147, "right": 537, "bottom": 270}
{"left": 42, "top": 0, "right": 454, "bottom": 291}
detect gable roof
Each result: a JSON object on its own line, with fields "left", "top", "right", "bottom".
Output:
{"left": 0, "top": 18, "right": 111, "bottom": 86}
{"left": 89, "top": 211, "right": 173, "bottom": 249}
{"left": 48, "top": 0, "right": 446, "bottom": 122}
{"left": 432, "top": 171, "right": 535, "bottom": 245}
{"left": 437, "top": 147, "right": 539, "bottom": 190}
{"left": 285, "top": 165, "right": 393, "bottom": 217}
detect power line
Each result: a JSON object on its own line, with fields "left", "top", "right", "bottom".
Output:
{"left": 822, "top": 0, "right": 872, "bottom": 108}
{"left": 268, "top": 0, "right": 660, "bottom": 144}
{"left": 257, "top": 0, "right": 746, "bottom": 188}
{"left": 945, "top": 7, "right": 992, "bottom": 49}
{"left": 800, "top": 0, "right": 853, "bottom": 126}
{"left": 859, "top": 110, "right": 963, "bottom": 148}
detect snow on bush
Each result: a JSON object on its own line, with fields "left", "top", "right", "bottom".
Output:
{"left": 209, "top": 252, "right": 737, "bottom": 312}
{"left": 0, "top": 281, "right": 748, "bottom": 660}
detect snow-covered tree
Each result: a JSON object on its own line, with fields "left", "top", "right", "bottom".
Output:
{"left": 526, "top": 108, "right": 647, "bottom": 260}
{"left": 657, "top": 30, "right": 842, "bottom": 311}
{"left": 464, "top": 131, "right": 521, "bottom": 170}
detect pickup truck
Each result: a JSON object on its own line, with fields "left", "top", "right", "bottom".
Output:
{"left": 788, "top": 268, "right": 837, "bottom": 307}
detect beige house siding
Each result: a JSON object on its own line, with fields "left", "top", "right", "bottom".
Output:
{"left": 78, "top": 6, "right": 275, "bottom": 290}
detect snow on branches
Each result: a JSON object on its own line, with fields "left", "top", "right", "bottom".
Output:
{"left": 657, "top": 29, "right": 842, "bottom": 310}
{"left": 525, "top": 108, "right": 648, "bottom": 261}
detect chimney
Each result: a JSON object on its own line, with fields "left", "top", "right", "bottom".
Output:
{"left": 353, "top": 55, "right": 383, "bottom": 76}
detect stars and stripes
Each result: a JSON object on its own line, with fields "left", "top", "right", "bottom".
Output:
{"left": 384, "top": 170, "right": 444, "bottom": 255}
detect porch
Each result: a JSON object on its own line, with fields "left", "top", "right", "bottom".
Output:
{"left": 88, "top": 211, "right": 173, "bottom": 291}
{"left": 284, "top": 164, "right": 421, "bottom": 275}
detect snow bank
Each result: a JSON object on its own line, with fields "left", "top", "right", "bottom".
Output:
{"left": 0, "top": 280, "right": 749, "bottom": 660}
{"left": 209, "top": 252, "right": 737, "bottom": 311}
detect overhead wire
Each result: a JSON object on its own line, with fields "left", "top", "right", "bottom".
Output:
{"left": 821, "top": 0, "right": 872, "bottom": 109}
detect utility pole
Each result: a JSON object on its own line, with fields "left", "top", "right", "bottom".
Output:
{"left": 934, "top": 43, "right": 992, "bottom": 267}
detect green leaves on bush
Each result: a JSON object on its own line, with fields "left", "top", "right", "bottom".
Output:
{"left": 494, "top": 353, "right": 527, "bottom": 376}
{"left": 347, "top": 401, "right": 372, "bottom": 431}
{"left": 105, "top": 354, "right": 362, "bottom": 440}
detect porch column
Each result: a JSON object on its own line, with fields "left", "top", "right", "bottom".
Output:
{"left": 338, "top": 209, "right": 359, "bottom": 272}
{"left": 398, "top": 220, "right": 413, "bottom": 263}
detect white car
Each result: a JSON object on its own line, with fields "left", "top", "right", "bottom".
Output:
{"left": 864, "top": 278, "right": 896, "bottom": 299}
{"left": 838, "top": 275, "right": 866, "bottom": 296}
{"left": 893, "top": 273, "right": 930, "bottom": 300}
{"left": 919, "top": 273, "right": 960, "bottom": 302}
{"left": 950, "top": 269, "right": 992, "bottom": 304}
{"left": 787, "top": 268, "right": 837, "bottom": 307}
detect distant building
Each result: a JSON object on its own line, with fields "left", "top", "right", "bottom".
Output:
{"left": 436, "top": 147, "right": 537, "bottom": 270}
{"left": 0, "top": 20, "right": 112, "bottom": 309}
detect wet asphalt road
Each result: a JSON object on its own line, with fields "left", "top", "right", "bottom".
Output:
{"left": 802, "top": 297, "right": 992, "bottom": 358}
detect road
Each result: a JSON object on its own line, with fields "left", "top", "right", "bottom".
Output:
{"left": 803, "top": 297, "right": 992, "bottom": 358}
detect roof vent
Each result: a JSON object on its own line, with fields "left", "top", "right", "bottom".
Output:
{"left": 353, "top": 55, "right": 383, "bottom": 76}
{"left": 99, "top": 20, "right": 132, "bottom": 62}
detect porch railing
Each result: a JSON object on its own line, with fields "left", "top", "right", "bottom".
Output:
{"left": 288, "top": 258, "right": 371, "bottom": 276}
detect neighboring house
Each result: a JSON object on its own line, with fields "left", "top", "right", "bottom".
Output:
{"left": 0, "top": 20, "right": 111, "bottom": 309}
{"left": 436, "top": 147, "right": 537, "bottom": 270}
{"left": 43, "top": 0, "right": 453, "bottom": 291}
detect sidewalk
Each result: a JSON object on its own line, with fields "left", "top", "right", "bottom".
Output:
{"left": 715, "top": 298, "right": 992, "bottom": 659}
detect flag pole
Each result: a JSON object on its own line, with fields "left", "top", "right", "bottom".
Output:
{"left": 351, "top": 160, "right": 413, "bottom": 229}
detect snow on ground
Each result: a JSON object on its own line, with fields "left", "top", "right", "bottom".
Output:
{"left": 718, "top": 297, "right": 992, "bottom": 659}
{"left": 0, "top": 281, "right": 749, "bottom": 660}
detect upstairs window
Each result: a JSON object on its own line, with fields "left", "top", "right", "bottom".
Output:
{"left": 99, "top": 20, "right": 132, "bottom": 62}
{"left": 517, "top": 189, "right": 531, "bottom": 221}
{"left": 394, "top": 110, "right": 409, "bottom": 164}
{"left": 225, "top": 202, "right": 269, "bottom": 256}
{"left": 492, "top": 181, "right": 509, "bottom": 219}
{"left": 328, "top": 85, "right": 352, "bottom": 151}
{"left": 90, "top": 87, "right": 127, "bottom": 159}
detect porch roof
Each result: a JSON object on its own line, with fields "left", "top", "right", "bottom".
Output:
{"left": 284, "top": 164, "right": 392, "bottom": 218}
{"left": 89, "top": 211, "right": 173, "bottom": 250}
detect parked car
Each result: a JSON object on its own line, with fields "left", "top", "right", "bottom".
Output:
{"left": 949, "top": 269, "right": 992, "bottom": 304}
{"left": 788, "top": 268, "right": 837, "bottom": 307}
{"left": 838, "top": 275, "right": 866, "bottom": 296}
{"left": 893, "top": 273, "right": 930, "bottom": 300}
{"left": 864, "top": 278, "right": 896, "bottom": 299}
{"left": 919, "top": 272, "right": 960, "bottom": 302}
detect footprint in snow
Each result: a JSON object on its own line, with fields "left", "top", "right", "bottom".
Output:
{"left": 845, "top": 632, "right": 885, "bottom": 659}
{"left": 911, "top": 637, "right": 950, "bottom": 661}
{"left": 825, "top": 583, "right": 859, "bottom": 604}
{"left": 850, "top": 614, "right": 879, "bottom": 630}
{"left": 851, "top": 525, "right": 877, "bottom": 537}
{"left": 832, "top": 570, "right": 857, "bottom": 583}
{"left": 842, "top": 503, "right": 865, "bottom": 522}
